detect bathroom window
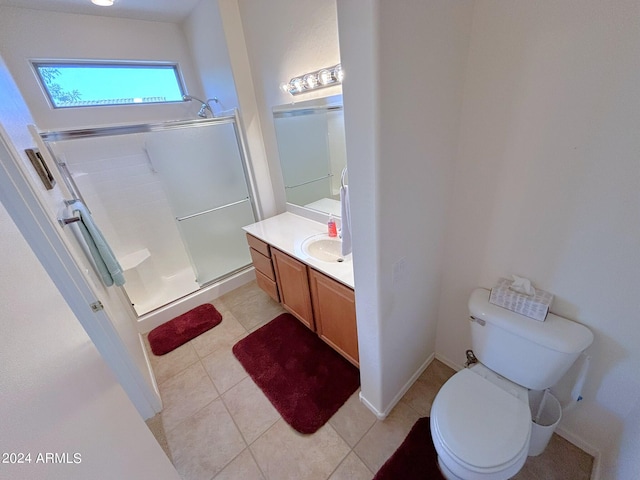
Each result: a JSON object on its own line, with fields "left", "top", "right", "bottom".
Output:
{"left": 32, "top": 61, "right": 186, "bottom": 108}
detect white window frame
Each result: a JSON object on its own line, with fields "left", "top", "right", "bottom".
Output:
{"left": 32, "top": 60, "right": 187, "bottom": 109}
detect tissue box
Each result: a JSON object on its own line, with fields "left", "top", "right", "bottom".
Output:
{"left": 489, "top": 277, "right": 554, "bottom": 321}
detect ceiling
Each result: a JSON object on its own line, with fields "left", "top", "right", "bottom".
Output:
{"left": 0, "top": 0, "right": 202, "bottom": 23}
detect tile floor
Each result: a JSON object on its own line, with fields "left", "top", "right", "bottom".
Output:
{"left": 145, "top": 280, "right": 593, "bottom": 480}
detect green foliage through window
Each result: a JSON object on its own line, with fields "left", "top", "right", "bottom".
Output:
{"left": 39, "top": 67, "right": 83, "bottom": 105}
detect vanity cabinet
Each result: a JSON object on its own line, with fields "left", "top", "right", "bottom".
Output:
{"left": 309, "top": 269, "right": 359, "bottom": 367}
{"left": 245, "top": 234, "right": 359, "bottom": 367}
{"left": 271, "top": 248, "right": 315, "bottom": 330}
{"left": 246, "top": 234, "right": 279, "bottom": 302}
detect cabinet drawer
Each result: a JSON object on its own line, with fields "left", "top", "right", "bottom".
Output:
{"left": 246, "top": 233, "right": 271, "bottom": 257}
{"left": 249, "top": 247, "right": 275, "bottom": 281}
{"left": 256, "top": 269, "right": 279, "bottom": 303}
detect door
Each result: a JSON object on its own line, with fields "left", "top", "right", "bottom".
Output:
{"left": 145, "top": 120, "right": 256, "bottom": 286}
{"left": 0, "top": 194, "right": 180, "bottom": 480}
{"left": 272, "top": 248, "right": 315, "bottom": 330}
{"left": 309, "top": 269, "right": 359, "bottom": 367}
{"left": 14, "top": 125, "right": 162, "bottom": 419}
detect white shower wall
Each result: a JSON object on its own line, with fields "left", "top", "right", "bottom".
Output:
{"left": 53, "top": 134, "right": 196, "bottom": 283}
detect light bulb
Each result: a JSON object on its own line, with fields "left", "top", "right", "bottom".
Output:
{"left": 318, "top": 69, "right": 332, "bottom": 86}
{"left": 280, "top": 82, "right": 291, "bottom": 94}
{"left": 291, "top": 78, "right": 304, "bottom": 93}
{"left": 334, "top": 64, "right": 344, "bottom": 83}
{"left": 304, "top": 74, "right": 318, "bottom": 90}
{"left": 91, "top": 0, "right": 114, "bottom": 6}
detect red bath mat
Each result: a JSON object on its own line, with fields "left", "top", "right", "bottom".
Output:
{"left": 232, "top": 313, "right": 360, "bottom": 434}
{"left": 148, "top": 303, "right": 222, "bottom": 355}
{"left": 373, "top": 417, "right": 444, "bottom": 480}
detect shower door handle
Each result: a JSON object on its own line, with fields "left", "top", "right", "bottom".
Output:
{"left": 176, "top": 197, "right": 250, "bottom": 222}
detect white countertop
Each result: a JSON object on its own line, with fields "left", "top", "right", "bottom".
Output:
{"left": 243, "top": 212, "right": 354, "bottom": 289}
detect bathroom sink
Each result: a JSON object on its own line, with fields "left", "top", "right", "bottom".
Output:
{"left": 301, "top": 234, "right": 350, "bottom": 263}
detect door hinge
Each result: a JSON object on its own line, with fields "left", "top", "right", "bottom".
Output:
{"left": 90, "top": 301, "right": 104, "bottom": 312}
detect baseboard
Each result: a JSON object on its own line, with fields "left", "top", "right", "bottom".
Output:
{"left": 434, "top": 352, "right": 463, "bottom": 372}
{"left": 555, "top": 425, "right": 602, "bottom": 480}
{"left": 137, "top": 333, "right": 162, "bottom": 416}
{"left": 359, "top": 392, "right": 386, "bottom": 420}
{"left": 360, "top": 352, "right": 436, "bottom": 420}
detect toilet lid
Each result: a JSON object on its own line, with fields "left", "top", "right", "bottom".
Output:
{"left": 432, "top": 368, "right": 531, "bottom": 470}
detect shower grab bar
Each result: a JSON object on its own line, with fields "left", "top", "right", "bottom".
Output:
{"left": 285, "top": 173, "right": 333, "bottom": 189}
{"left": 176, "top": 197, "right": 250, "bottom": 222}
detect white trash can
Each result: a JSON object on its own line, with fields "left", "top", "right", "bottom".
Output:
{"left": 528, "top": 390, "right": 562, "bottom": 456}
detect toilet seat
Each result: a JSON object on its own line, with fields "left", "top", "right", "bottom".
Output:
{"left": 431, "top": 366, "right": 531, "bottom": 478}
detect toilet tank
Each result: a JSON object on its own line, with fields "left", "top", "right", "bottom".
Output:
{"left": 468, "top": 288, "right": 593, "bottom": 390}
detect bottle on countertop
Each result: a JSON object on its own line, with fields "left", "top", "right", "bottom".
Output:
{"left": 327, "top": 215, "right": 337, "bottom": 237}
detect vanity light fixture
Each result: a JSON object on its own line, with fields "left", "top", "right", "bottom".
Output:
{"left": 281, "top": 64, "right": 343, "bottom": 96}
{"left": 91, "top": 0, "right": 114, "bottom": 5}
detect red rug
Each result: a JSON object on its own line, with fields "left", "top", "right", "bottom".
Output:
{"left": 148, "top": 303, "right": 222, "bottom": 356}
{"left": 373, "top": 417, "right": 445, "bottom": 480}
{"left": 232, "top": 313, "right": 360, "bottom": 434}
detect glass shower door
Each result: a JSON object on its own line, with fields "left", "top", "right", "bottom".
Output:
{"left": 145, "top": 120, "right": 255, "bottom": 286}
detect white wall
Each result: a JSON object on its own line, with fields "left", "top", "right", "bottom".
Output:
{"left": 336, "top": 0, "right": 382, "bottom": 414}
{"left": 183, "top": 0, "right": 239, "bottom": 112}
{"left": 0, "top": 195, "right": 180, "bottom": 480}
{"left": 337, "top": 0, "right": 474, "bottom": 415}
{"left": 435, "top": 1, "right": 640, "bottom": 477}
{"left": 0, "top": 6, "right": 202, "bottom": 130}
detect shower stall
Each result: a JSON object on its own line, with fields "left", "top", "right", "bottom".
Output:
{"left": 41, "top": 114, "right": 258, "bottom": 319}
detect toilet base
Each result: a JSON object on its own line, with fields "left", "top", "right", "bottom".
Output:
{"left": 435, "top": 448, "right": 528, "bottom": 480}
{"left": 432, "top": 415, "right": 529, "bottom": 480}
{"left": 437, "top": 456, "right": 465, "bottom": 480}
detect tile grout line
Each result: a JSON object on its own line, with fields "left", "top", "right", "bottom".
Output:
{"left": 154, "top": 351, "right": 201, "bottom": 389}
{"left": 160, "top": 359, "right": 222, "bottom": 437}
{"left": 203, "top": 318, "right": 272, "bottom": 480}
{"left": 323, "top": 443, "right": 355, "bottom": 480}
{"left": 348, "top": 413, "right": 382, "bottom": 476}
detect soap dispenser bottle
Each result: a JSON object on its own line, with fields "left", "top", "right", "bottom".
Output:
{"left": 327, "top": 215, "right": 337, "bottom": 237}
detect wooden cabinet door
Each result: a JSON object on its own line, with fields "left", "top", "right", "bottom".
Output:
{"left": 272, "top": 248, "right": 315, "bottom": 330}
{"left": 309, "top": 269, "right": 359, "bottom": 367}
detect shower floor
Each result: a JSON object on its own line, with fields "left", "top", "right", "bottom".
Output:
{"left": 130, "top": 268, "right": 199, "bottom": 317}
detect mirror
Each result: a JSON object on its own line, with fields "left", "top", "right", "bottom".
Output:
{"left": 273, "top": 94, "right": 346, "bottom": 217}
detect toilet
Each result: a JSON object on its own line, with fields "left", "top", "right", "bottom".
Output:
{"left": 430, "top": 288, "right": 593, "bottom": 480}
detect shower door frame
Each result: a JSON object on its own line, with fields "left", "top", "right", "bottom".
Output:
{"left": 40, "top": 112, "right": 260, "bottom": 225}
{"left": 39, "top": 112, "right": 262, "bottom": 310}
